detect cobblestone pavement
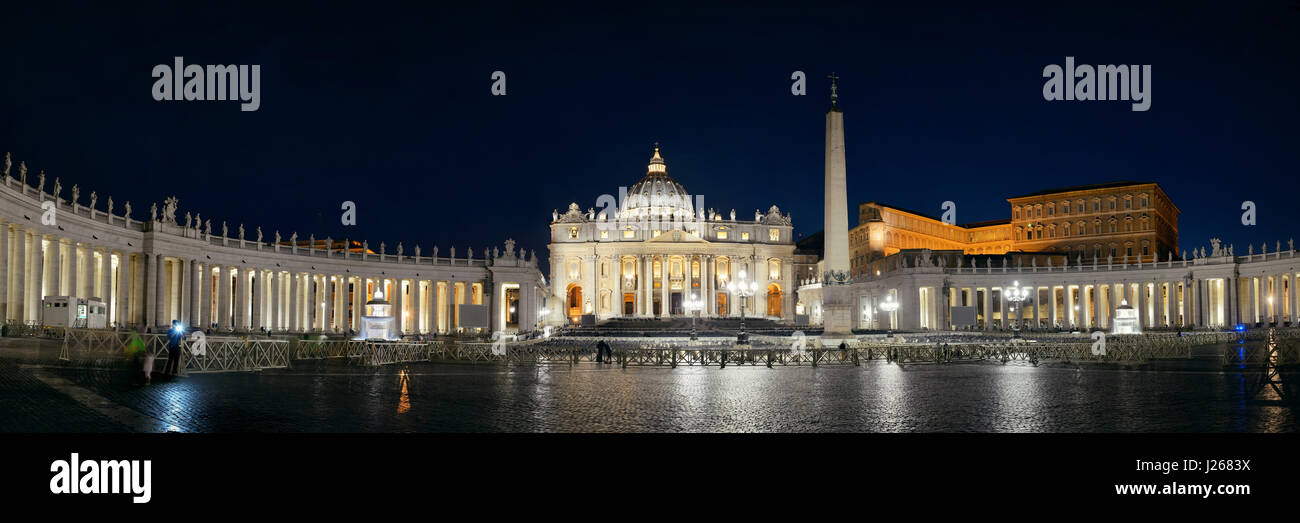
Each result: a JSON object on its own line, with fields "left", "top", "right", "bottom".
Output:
{"left": 1, "top": 340, "right": 1295, "bottom": 432}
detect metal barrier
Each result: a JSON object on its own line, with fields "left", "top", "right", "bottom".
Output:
{"left": 59, "top": 328, "right": 289, "bottom": 374}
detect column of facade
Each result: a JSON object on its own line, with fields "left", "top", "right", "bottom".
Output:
{"left": 31, "top": 233, "right": 45, "bottom": 317}
{"left": 8, "top": 226, "right": 24, "bottom": 322}
{"left": 115, "top": 253, "right": 129, "bottom": 327}
{"left": 982, "top": 288, "right": 992, "bottom": 330}
{"left": 412, "top": 280, "right": 424, "bottom": 333}
{"left": 321, "top": 274, "right": 330, "bottom": 331}
{"left": 1292, "top": 272, "right": 1299, "bottom": 325}
{"left": 188, "top": 260, "right": 200, "bottom": 326}
{"left": 1139, "top": 281, "right": 1150, "bottom": 329}
{"left": 215, "top": 265, "right": 229, "bottom": 330}
{"left": 1228, "top": 276, "right": 1240, "bottom": 326}
{"left": 659, "top": 256, "right": 669, "bottom": 317}
{"left": 1270, "top": 275, "right": 1280, "bottom": 324}
{"left": 353, "top": 277, "right": 365, "bottom": 332}
{"left": 47, "top": 237, "right": 61, "bottom": 301}
{"left": 144, "top": 252, "right": 158, "bottom": 326}
{"left": 392, "top": 278, "right": 404, "bottom": 333}
{"left": 1180, "top": 280, "right": 1191, "bottom": 327}
{"left": 639, "top": 255, "right": 650, "bottom": 317}
{"left": 0, "top": 223, "right": 8, "bottom": 322}
{"left": 68, "top": 243, "right": 81, "bottom": 300}
{"left": 97, "top": 247, "right": 109, "bottom": 303}
{"left": 1049, "top": 286, "right": 1058, "bottom": 329}
{"left": 288, "top": 272, "right": 300, "bottom": 332}
{"left": 1077, "top": 285, "right": 1089, "bottom": 329}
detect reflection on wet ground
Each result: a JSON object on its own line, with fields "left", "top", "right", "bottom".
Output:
{"left": 11, "top": 342, "right": 1292, "bottom": 432}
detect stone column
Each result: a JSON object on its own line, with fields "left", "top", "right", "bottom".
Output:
{"left": 411, "top": 280, "right": 422, "bottom": 333}
{"left": 116, "top": 253, "right": 129, "bottom": 327}
{"left": 66, "top": 243, "right": 79, "bottom": 299}
{"left": 145, "top": 252, "right": 158, "bottom": 326}
{"left": 394, "top": 279, "right": 405, "bottom": 334}
{"left": 1049, "top": 286, "right": 1058, "bottom": 329}
{"left": 98, "top": 247, "right": 110, "bottom": 303}
{"left": 982, "top": 288, "right": 992, "bottom": 330}
{"left": 270, "top": 271, "right": 280, "bottom": 331}
{"left": 251, "top": 269, "right": 264, "bottom": 332}
{"left": 660, "top": 256, "right": 669, "bottom": 318}
{"left": 32, "top": 233, "right": 44, "bottom": 316}
{"left": 1292, "top": 273, "right": 1299, "bottom": 325}
{"left": 49, "top": 237, "right": 62, "bottom": 299}
{"left": 1228, "top": 277, "right": 1239, "bottom": 326}
{"left": 190, "top": 260, "right": 201, "bottom": 326}
{"left": 289, "top": 272, "right": 300, "bottom": 332}
{"left": 353, "top": 277, "right": 365, "bottom": 332}
{"left": 641, "top": 255, "right": 651, "bottom": 317}
{"left": 217, "top": 265, "right": 230, "bottom": 330}
{"left": 9, "top": 227, "right": 24, "bottom": 322}
{"left": 0, "top": 223, "right": 8, "bottom": 322}
{"left": 1138, "top": 281, "right": 1149, "bottom": 329}
{"left": 1078, "top": 285, "right": 1089, "bottom": 329}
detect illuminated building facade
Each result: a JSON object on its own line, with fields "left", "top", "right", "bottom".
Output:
{"left": 547, "top": 148, "right": 797, "bottom": 324}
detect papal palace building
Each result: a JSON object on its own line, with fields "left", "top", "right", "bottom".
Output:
{"left": 0, "top": 157, "right": 546, "bottom": 335}
{"left": 801, "top": 93, "right": 1298, "bottom": 333}
{"left": 849, "top": 182, "right": 1180, "bottom": 279}
{"left": 547, "top": 147, "right": 796, "bottom": 324}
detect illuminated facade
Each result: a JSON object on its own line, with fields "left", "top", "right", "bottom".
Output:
{"left": 0, "top": 159, "right": 547, "bottom": 335}
{"left": 848, "top": 183, "right": 1180, "bottom": 279}
{"left": 547, "top": 148, "right": 797, "bottom": 323}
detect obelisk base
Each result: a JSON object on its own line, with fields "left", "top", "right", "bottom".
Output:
{"left": 820, "top": 285, "right": 855, "bottom": 343}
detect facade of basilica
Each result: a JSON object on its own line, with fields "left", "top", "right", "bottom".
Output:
{"left": 547, "top": 148, "right": 797, "bottom": 324}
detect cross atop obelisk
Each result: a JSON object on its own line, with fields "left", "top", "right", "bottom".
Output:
{"left": 827, "top": 72, "right": 840, "bottom": 109}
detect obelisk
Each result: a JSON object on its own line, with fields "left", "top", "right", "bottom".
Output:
{"left": 821, "top": 73, "right": 854, "bottom": 339}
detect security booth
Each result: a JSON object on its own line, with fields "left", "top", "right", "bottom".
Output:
{"left": 41, "top": 296, "right": 108, "bottom": 329}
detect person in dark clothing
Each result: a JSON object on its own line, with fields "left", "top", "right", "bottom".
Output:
{"left": 165, "top": 320, "right": 184, "bottom": 376}
{"left": 603, "top": 340, "right": 614, "bottom": 362}
{"left": 595, "top": 340, "right": 606, "bottom": 362}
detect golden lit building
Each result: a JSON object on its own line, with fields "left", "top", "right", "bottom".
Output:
{"left": 847, "top": 182, "right": 1179, "bottom": 278}
{"left": 849, "top": 203, "right": 1011, "bottom": 278}
{"left": 1007, "top": 181, "right": 1179, "bottom": 263}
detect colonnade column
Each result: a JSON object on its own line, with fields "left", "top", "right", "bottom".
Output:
{"left": 8, "top": 226, "right": 24, "bottom": 322}
{"left": 0, "top": 223, "right": 9, "bottom": 322}
{"left": 188, "top": 260, "right": 200, "bottom": 327}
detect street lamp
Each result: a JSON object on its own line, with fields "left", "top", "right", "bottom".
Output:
{"left": 878, "top": 294, "right": 899, "bottom": 338}
{"left": 722, "top": 268, "right": 758, "bottom": 345}
{"left": 685, "top": 293, "right": 703, "bottom": 340}
{"left": 1005, "top": 281, "right": 1028, "bottom": 339}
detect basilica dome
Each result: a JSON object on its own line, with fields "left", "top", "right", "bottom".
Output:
{"left": 618, "top": 146, "right": 696, "bottom": 221}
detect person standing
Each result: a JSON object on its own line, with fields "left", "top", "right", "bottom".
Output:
{"left": 165, "top": 320, "right": 184, "bottom": 376}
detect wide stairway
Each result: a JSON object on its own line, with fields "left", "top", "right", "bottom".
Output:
{"left": 556, "top": 317, "right": 811, "bottom": 337}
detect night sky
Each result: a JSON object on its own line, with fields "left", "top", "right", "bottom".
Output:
{"left": 2, "top": 2, "right": 1297, "bottom": 267}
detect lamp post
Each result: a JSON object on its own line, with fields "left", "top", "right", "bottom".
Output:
{"left": 723, "top": 268, "right": 758, "bottom": 345}
{"left": 685, "top": 293, "right": 703, "bottom": 341}
{"left": 878, "top": 294, "right": 899, "bottom": 338}
{"left": 1005, "top": 281, "right": 1028, "bottom": 339}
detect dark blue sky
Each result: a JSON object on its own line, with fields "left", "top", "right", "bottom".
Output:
{"left": 2, "top": 2, "right": 1296, "bottom": 264}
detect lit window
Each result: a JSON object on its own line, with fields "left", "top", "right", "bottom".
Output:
{"left": 568, "top": 227, "right": 579, "bottom": 239}
{"left": 769, "top": 229, "right": 779, "bottom": 241}
{"left": 623, "top": 228, "right": 635, "bottom": 239}
{"left": 652, "top": 230, "right": 661, "bottom": 238}
{"left": 741, "top": 232, "right": 750, "bottom": 241}
{"left": 717, "top": 230, "right": 728, "bottom": 240}
{"left": 600, "top": 230, "right": 608, "bottom": 239}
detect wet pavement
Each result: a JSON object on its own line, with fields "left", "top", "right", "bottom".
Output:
{"left": 1, "top": 340, "right": 1295, "bottom": 432}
